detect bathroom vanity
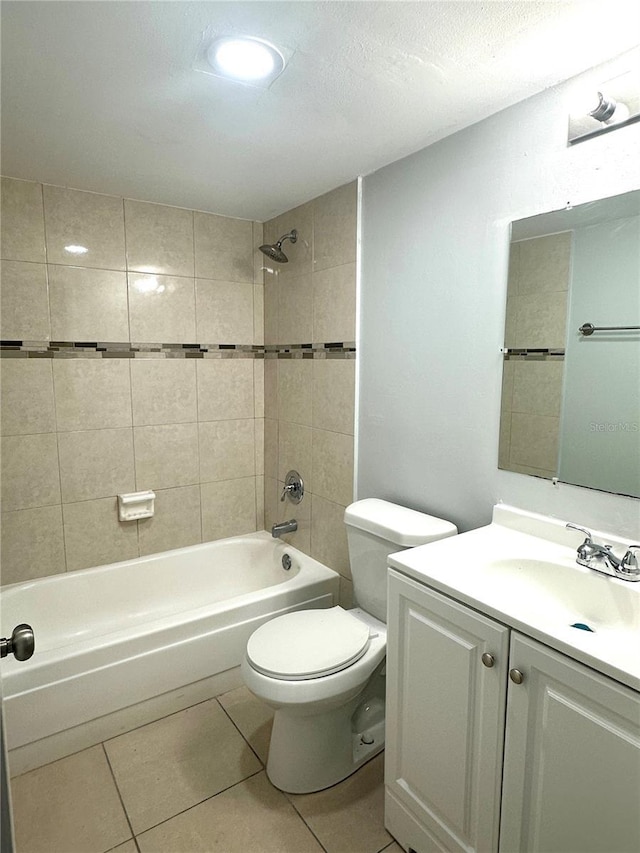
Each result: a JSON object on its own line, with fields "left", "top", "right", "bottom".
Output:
{"left": 385, "top": 505, "right": 640, "bottom": 853}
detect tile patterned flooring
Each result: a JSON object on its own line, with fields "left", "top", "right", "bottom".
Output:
{"left": 9, "top": 686, "right": 403, "bottom": 853}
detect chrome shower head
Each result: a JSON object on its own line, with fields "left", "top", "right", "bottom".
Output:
{"left": 259, "top": 229, "right": 297, "bottom": 264}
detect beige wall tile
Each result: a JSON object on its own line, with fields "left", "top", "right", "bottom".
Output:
{"left": 277, "top": 359, "right": 312, "bottom": 425}
{"left": 1, "top": 433, "right": 60, "bottom": 510}
{"left": 199, "top": 419, "right": 255, "bottom": 482}
{"left": 0, "top": 359, "right": 55, "bottom": 435}
{"left": 503, "top": 296, "right": 517, "bottom": 348}
{"left": 194, "top": 212, "right": 253, "bottom": 282}
{"left": 310, "top": 494, "right": 350, "bottom": 577}
{"left": 264, "top": 418, "right": 278, "bottom": 481}
{"left": 131, "top": 359, "right": 197, "bottom": 425}
{"left": 196, "top": 359, "right": 254, "bottom": 421}
{"left": 278, "top": 421, "right": 312, "bottom": 491}
{"left": 256, "top": 474, "right": 265, "bottom": 530}
{"left": 252, "top": 221, "right": 264, "bottom": 284}
{"left": 513, "top": 290, "right": 568, "bottom": 349}
{"left": 48, "top": 265, "right": 129, "bottom": 341}
{"left": 517, "top": 231, "right": 571, "bottom": 295}
{"left": 501, "top": 359, "right": 515, "bottom": 413}
{"left": 255, "top": 419, "right": 264, "bottom": 476}
{"left": 312, "top": 428, "right": 354, "bottom": 507}
{"left": 58, "top": 427, "right": 135, "bottom": 502}
{"left": 10, "top": 745, "right": 131, "bottom": 853}
{"left": 512, "top": 360, "right": 564, "bottom": 417}
{"left": 498, "top": 412, "right": 512, "bottom": 470}
{"left": 134, "top": 423, "right": 199, "bottom": 490}
{"left": 313, "top": 181, "right": 357, "bottom": 272}
{"left": 278, "top": 273, "right": 313, "bottom": 343}
{"left": 195, "top": 279, "right": 254, "bottom": 343}
{"left": 263, "top": 275, "right": 278, "bottom": 344}
{"left": 506, "top": 241, "right": 520, "bottom": 296}
{"left": 1, "top": 505, "right": 66, "bottom": 584}
{"left": 510, "top": 412, "right": 560, "bottom": 472}
{"left": 63, "top": 498, "right": 139, "bottom": 571}
{"left": 312, "top": 358, "right": 355, "bottom": 434}
{"left": 313, "top": 262, "right": 356, "bottom": 343}
{"left": 254, "top": 359, "right": 265, "bottom": 418}
{"left": 138, "top": 485, "right": 202, "bottom": 556}
{"left": 0, "top": 260, "right": 50, "bottom": 340}
{"left": 264, "top": 358, "right": 277, "bottom": 420}
{"left": 1, "top": 178, "right": 45, "bottom": 263}
{"left": 263, "top": 476, "right": 278, "bottom": 533}
{"left": 253, "top": 284, "right": 264, "bottom": 345}
{"left": 124, "top": 199, "right": 194, "bottom": 277}
{"left": 201, "top": 477, "right": 257, "bottom": 541}
{"left": 43, "top": 185, "right": 126, "bottom": 270}
{"left": 53, "top": 359, "right": 132, "bottom": 431}
{"left": 128, "top": 273, "right": 196, "bottom": 343}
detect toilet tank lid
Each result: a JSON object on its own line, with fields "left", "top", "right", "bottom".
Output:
{"left": 344, "top": 498, "right": 457, "bottom": 547}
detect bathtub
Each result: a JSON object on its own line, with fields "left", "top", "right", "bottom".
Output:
{"left": 1, "top": 531, "right": 339, "bottom": 761}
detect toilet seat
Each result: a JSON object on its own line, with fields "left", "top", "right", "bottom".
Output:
{"left": 246, "top": 607, "right": 372, "bottom": 681}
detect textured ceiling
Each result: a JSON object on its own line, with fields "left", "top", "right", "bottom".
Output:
{"left": 1, "top": 1, "right": 639, "bottom": 220}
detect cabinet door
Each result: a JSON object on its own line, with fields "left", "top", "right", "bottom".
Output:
{"left": 386, "top": 570, "right": 509, "bottom": 853}
{"left": 500, "top": 633, "right": 640, "bottom": 853}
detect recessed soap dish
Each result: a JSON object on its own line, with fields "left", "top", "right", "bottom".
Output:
{"left": 118, "top": 490, "right": 156, "bottom": 522}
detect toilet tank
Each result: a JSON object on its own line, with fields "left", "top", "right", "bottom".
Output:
{"left": 344, "top": 499, "right": 457, "bottom": 622}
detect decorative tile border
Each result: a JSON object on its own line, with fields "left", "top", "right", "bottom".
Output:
{"left": 502, "top": 348, "right": 564, "bottom": 361}
{"left": 0, "top": 341, "right": 357, "bottom": 359}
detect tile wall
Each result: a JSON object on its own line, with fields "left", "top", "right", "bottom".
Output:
{"left": 0, "top": 177, "right": 265, "bottom": 583}
{"left": 500, "top": 231, "right": 570, "bottom": 477}
{"left": 262, "top": 182, "right": 358, "bottom": 606}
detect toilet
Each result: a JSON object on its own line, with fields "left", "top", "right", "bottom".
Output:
{"left": 242, "top": 498, "right": 457, "bottom": 793}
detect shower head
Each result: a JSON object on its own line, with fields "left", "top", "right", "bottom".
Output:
{"left": 259, "top": 229, "right": 297, "bottom": 263}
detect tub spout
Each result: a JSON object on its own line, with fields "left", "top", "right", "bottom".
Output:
{"left": 272, "top": 519, "right": 297, "bottom": 538}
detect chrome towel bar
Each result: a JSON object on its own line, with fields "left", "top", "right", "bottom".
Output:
{"left": 579, "top": 322, "right": 640, "bottom": 336}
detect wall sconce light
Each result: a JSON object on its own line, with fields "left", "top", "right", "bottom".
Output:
{"left": 588, "top": 91, "right": 630, "bottom": 124}
{"left": 568, "top": 63, "right": 640, "bottom": 144}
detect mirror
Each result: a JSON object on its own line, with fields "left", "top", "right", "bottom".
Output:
{"left": 499, "top": 189, "right": 640, "bottom": 499}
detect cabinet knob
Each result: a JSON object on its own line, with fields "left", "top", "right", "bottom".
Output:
{"left": 481, "top": 652, "right": 495, "bottom": 668}
{"left": 509, "top": 668, "right": 524, "bottom": 685}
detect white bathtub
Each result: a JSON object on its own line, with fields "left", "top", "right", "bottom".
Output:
{"left": 1, "top": 532, "right": 339, "bottom": 760}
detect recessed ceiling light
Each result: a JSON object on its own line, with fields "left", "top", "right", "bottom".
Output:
{"left": 194, "top": 31, "right": 289, "bottom": 88}
{"left": 208, "top": 37, "right": 282, "bottom": 82}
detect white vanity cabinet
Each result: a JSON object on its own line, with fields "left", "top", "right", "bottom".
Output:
{"left": 386, "top": 568, "right": 640, "bottom": 853}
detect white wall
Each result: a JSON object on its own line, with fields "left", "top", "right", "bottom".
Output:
{"left": 358, "top": 68, "right": 640, "bottom": 538}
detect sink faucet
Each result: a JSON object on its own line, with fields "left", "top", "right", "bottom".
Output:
{"left": 272, "top": 519, "right": 297, "bottom": 538}
{"left": 566, "top": 524, "right": 640, "bottom": 582}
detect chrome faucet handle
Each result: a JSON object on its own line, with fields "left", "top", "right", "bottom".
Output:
{"left": 566, "top": 523, "right": 593, "bottom": 542}
{"left": 620, "top": 546, "right": 640, "bottom": 576}
{"left": 566, "top": 523, "right": 595, "bottom": 559}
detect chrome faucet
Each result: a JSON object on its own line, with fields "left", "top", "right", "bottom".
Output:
{"left": 566, "top": 524, "right": 640, "bottom": 581}
{"left": 272, "top": 519, "right": 297, "bottom": 538}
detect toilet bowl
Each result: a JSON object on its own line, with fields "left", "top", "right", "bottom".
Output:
{"left": 242, "top": 499, "right": 457, "bottom": 793}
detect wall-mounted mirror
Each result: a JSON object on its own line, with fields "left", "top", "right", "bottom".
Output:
{"left": 499, "top": 189, "right": 640, "bottom": 499}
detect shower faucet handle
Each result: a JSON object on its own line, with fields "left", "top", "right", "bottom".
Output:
{"left": 280, "top": 470, "right": 304, "bottom": 504}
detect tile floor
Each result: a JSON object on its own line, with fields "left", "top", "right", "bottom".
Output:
{"left": 9, "top": 686, "right": 403, "bottom": 853}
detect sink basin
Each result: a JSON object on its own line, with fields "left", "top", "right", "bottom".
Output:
{"left": 483, "top": 558, "right": 640, "bottom": 635}
{"left": 388, "top": 504, "right": 640, "bottom": 691}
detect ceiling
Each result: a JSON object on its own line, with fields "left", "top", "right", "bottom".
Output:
{"left": 1, "top": 1, "right": 639, "bottom": 221}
